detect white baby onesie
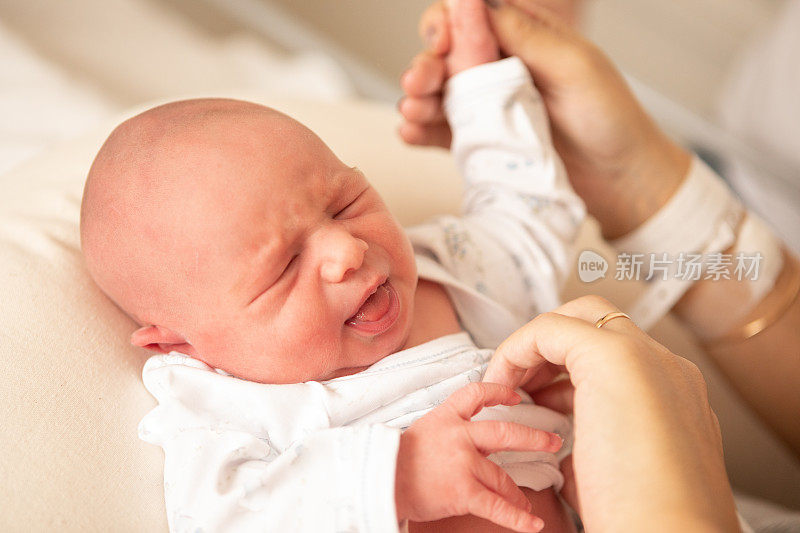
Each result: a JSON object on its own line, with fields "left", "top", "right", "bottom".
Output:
{"left": 139, "top": 57, "right": 586, "bottom": 533}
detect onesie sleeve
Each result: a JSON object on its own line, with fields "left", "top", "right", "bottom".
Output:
{"left": 138, "top": 355, "right": 402, "bottom": 533}
{"left": 406, "top": 57, "right": 585, "bottom": 321}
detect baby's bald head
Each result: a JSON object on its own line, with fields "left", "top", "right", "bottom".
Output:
{"left": 80, "top": 97, "right": 419, "bottom": 383}
{"left": 80, "top": 98, "right": 335, "bottom": 327}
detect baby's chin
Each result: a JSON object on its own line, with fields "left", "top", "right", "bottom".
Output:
{"left": 320, "top": 364, "right": 373, "bottom": 381}
{"left": 321, "top": 330, "right": 410, "bottom": 382}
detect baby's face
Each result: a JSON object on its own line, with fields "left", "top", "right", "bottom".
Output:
{"left": 191, "top": 158, "right": 418, "bottom": 384}
{"left": 83, "top": 100, "right": 418, "bottom": 384}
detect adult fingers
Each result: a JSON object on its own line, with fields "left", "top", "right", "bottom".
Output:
{"left": 484, "top": 0, "right": 596, "bottom": 92}
{"left": 472, "top": 458, "right": 533, "bottom": 513}
{"left": 483, "top": 309, "right": 630, "bottom": 388}
{"left": 554, "top": 295, "right": 643, "bottom": 336}
{"left": 467, "top": 420, "right": 563, "bottom": 455}
{"left": 397, "top": 121, "right": 452, "bottom": 148}
{"left": 486, "top": 296, "right": 640, "bottom": 389}
{"left": 516, "top": 361, "right": 564, "bottom": 393}
{"left": 514, "top": 0, "right": 584, "bottom": 27}
{"left": 401, "top": 51, "right": 447, "bottom": 97}
{"left": 467, "top": 485, "right": 544, "bottom": 532}
{"left": 398, "top": 94, "right": 446, "bottom": 123}
{"left": 418, "top": 1, "right": 451, "bottom": 55}
{"left": 443, "top": 382, "right": 521, "bottom": 420}
{"left": 527, "top": 379, "right": 574, "bottom": 415}
{"left": 481, "top": 297, "right": 620, "bottom": 389}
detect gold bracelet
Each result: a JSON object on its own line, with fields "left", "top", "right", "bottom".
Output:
{"left": 703, "top": 249, "right": 800, "bottom": 347}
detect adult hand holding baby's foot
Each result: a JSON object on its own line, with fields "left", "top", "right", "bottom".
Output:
{"left": 444, "top": 0, "right": 500, "bottom": 75}
{"left": 398, "top": 0, "right": 499, "bottom": 147}
{"left": 400, "top": 0, "right": 691, "bottom": 239}
{"left": 395, "top": 382, "right": 562, "bottom": 532}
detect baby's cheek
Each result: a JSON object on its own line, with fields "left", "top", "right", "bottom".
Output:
{"left": 393, "top": 228, "right": 417, "bottom": 277}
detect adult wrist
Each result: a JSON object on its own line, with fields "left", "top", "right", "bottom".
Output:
{"left": 600, "top": 135, "right": 691, "bottom": 240}
{"left": 608, "top": 153, "right": 745, "bottom": 329}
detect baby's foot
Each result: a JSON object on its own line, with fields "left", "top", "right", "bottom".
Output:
{"left": 445, "top": 0, "right": 501, "bottom": 76}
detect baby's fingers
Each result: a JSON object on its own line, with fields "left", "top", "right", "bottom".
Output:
{"left": 473, "top": 457, "right": 532, "bottom": 513}
{"left": 468, "top": 485, "right": 544, "bottom": 532}
{"left": 468, "top": 420, "right": 563, "bottom": 454}
{"left": 443, "top": 382, "right": 521, "bottom": 420}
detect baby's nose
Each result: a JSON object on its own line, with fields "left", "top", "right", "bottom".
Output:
{"left": 318, "top": 230, "right": 369, "bottom": 283}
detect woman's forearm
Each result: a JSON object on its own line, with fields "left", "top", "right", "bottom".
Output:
{"left": 599, "top": 135, "right": 800, "bottom": 456}
{"left": 673, "top": 251, "right": 800, "bottom": 456}
{"left": 587, "top": 134, "right": 690, "bottom": 241}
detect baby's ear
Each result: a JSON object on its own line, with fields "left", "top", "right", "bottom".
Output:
{"left": 131, "top": 325, "right": 197, "bottom": 356}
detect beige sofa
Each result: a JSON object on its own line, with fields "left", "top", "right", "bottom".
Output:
{"left": 2, "top": 97, "right": 798, "bottom": 531}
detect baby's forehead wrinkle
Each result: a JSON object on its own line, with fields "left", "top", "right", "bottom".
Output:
{"left": 326, "top": 167, "right": 363, "bottom": 200}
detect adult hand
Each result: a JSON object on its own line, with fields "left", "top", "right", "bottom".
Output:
{"left": 482, "top": 295, "right": 740, "bottom": 532}
{"left": 399, "top": 0, "right": 691, "bottom": 238}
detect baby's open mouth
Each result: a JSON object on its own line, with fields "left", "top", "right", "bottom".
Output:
{"left": 346, "top": 280, "right": 400, "bottom": 335}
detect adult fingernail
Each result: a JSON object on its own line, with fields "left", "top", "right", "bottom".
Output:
{"left": 549, "top": 433, "right": 563, "bottom": 450}
{"left": 531, "top": 516, "right": 545, "bottom": 532}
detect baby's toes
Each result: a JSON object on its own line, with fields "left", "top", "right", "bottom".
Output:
{"left": 446, "top": 0, "right": 501, "bottom": 76}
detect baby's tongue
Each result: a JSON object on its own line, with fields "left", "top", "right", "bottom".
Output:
{"left": 351, "top": 284, "right": 390, "bottom": 322}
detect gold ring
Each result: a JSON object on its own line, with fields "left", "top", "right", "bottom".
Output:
{"left": 594, "top": 312, "right": 632, "bottom": 329}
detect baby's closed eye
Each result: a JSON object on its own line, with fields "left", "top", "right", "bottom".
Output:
{"left": 334, "top": 188, "right": 369, "bottom": 219}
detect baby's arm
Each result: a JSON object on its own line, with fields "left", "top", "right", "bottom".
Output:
{"left": 140, "top": 356, "right": 561, "bottom": 532}
{"left": 146, "top": 416, "right": 400, "bottom": 529}
{"left": 406, "top": 0, "right": 585, "bottom": 322}
{"left": 140, "top": 357, "right": 402, "bottom": 532}
{"left": 405, "top": 3, "right": 581, "bottom": 531}
{"left": 447, "top": 57, "right": 585, "bottom": 316}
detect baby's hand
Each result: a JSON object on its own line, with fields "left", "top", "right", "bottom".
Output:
{"left": 445, "top": 0, "right": 501, "bottom": 76}
{"left": 395, "top": 382, "right": 562, "bottom": 532}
